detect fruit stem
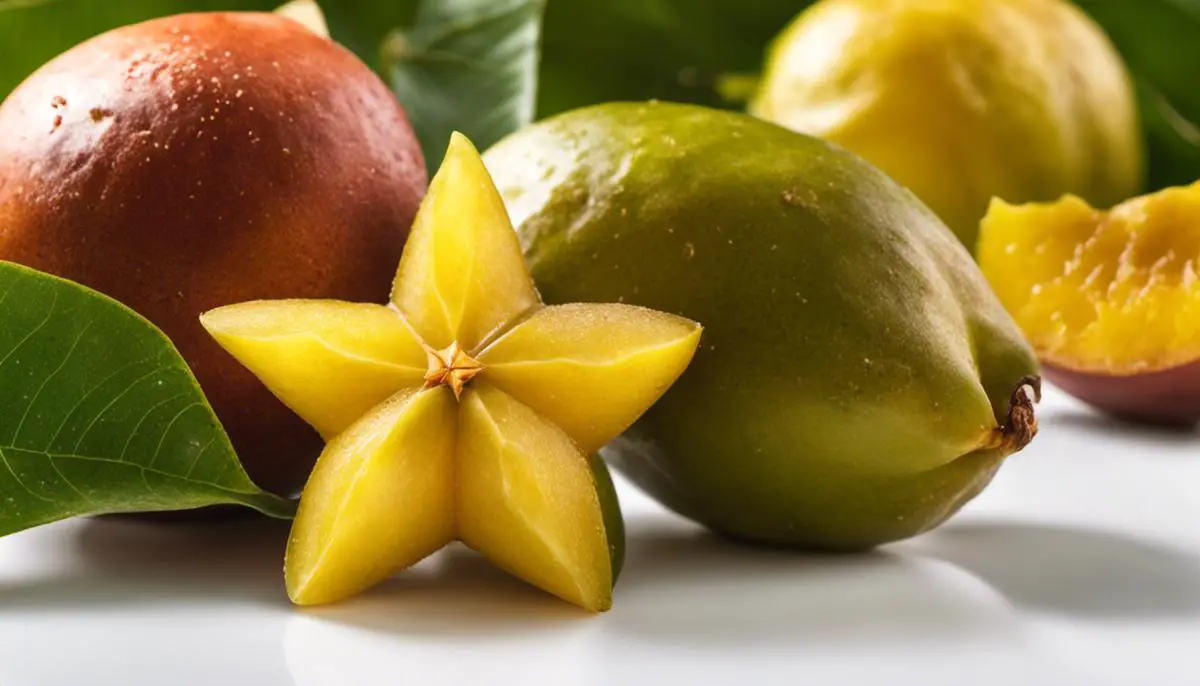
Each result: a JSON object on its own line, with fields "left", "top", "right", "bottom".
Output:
{"left": 997, "top": 375, "right": 1041, "bottom": 454}
{"left": 422, "top": 341, "right": 485, "bottom": 400}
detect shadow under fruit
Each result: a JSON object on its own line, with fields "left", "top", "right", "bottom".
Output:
{"left": 0, "top": 12, "right": 427, "bottom": 495}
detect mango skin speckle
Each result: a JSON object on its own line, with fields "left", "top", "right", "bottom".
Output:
{"left": 485, "top": 102, "right": 1040, "bottom": 549}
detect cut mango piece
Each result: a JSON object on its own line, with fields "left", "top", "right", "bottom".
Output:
{"left": 479, "top": 303, "right": 703, "bottom": 453}
{"left": 457, "top": 384, "right": 613, "bottom": 612}
{"left": 286, "top": 387, "right": 457, "bottom": 605}
{"left": 391, "top": 133, "right": 541, "bottom": 352}
{"left": 979, "top": 182, "right": 1200, "bottom": 373}
{"left": 200, "top": 300, "right": 427, "bottom": 439}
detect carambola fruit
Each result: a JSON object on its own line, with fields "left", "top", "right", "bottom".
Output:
{"left": 201, "top": 134, "right": 702, "bottom": 610}
{"left": 980, "top": 182, "right": 1200, "bottom": 425}
{"left": 484, "top": 101, "right": 1041, "bottom": 550}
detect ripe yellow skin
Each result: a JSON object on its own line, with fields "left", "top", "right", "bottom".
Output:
{"left": 751, "top": 0, "right": 1144, "bottom": 249}
{"left": 201, "top": 134, "right": 702, "bottom": 610}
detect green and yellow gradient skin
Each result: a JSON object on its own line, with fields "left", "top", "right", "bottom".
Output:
{"left": 485, "top": 103, "right": 1040, "bottom": 550}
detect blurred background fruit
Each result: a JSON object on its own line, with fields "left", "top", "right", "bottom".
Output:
{"left": 2, "top": 0, "right": 1197, "bottom": 201}
{"left": 750, "top": 0, "right": 1144, "bottom": 250}
{"left": 0, "top": 12, "right": 426, "bottom": 495}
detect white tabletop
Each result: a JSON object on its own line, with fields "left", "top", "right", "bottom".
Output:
{"left": 1, "top": 386, "right": 1196, "bottom": 686}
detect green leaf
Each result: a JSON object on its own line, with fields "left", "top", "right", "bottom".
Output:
{"left": 319, "top": 0, "right": 418, "bottom": 72}
{"left": 0, "top": 262, "right": 295, "bottom": 536}
{"left": 0, "top": 0, "right": 280, "bottom": 101}
{"left": 536, "top": 0, "right": 811, "bottom": 117}
{"left": 1074, "top": 0, "right": 1200, "bottom": 190}
{"left": 383, "top": 0, "right": 545, "bottom": 169}
{"left": 1134, "top": 77, "right": 1200, "bottom": 191}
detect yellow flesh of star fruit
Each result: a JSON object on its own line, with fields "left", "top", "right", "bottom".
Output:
{"left": 200, "top": 134, "right": 702, "bottom": 612}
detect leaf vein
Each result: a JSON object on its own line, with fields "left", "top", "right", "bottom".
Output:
{"left": 14, "top": 313, "right": 93, "bottom": 447}
{"left": 185, "top": 435, "right": 220, "bottom": 479}
{"left": 148, "top": 402, "right": 205, "bottom": 469}
{"left": 0, "top": 446, "right": 53, "bottom": 503}
{"left": 117, "top": 392, "right": 190, "bottom": 463}
{"left": 0, "top": 285, "right": 58, "bottom": 382}
{"left": 19, "top": 317, "right": 95, "bottom": 448}
{"left": 46, "top": 455, "right": 93, "bottom": 504}
{"left": 0, "top": 447, "right": 265, "bottom": 496}
{"left": 71, "top": 365, "right": 171, "bottom": 453}
{"left": 47, "top": 353, "right": 163, "bottom": 450}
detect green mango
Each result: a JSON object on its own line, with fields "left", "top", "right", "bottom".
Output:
{"left": 484, "top": 102, "right": 1041, "bottom": 550}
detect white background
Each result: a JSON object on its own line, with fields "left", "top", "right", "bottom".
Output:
{"left": 1, "top": 386, "right": 1197, "bottom": 686}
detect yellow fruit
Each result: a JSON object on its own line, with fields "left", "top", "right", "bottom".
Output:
{"left": 201, "top": 134, "right": 702, "bottom": 610}
{"left": 203, "top": 301, "right": 428, "bottom": 440}
{"left": 482, "top": 303, "right": 703, "bottom": 454}
{"left": 285, "top": 388, "right": 457, "bottom": 605}
{"left": 457, "top": 385, "right": 611, "bottom": 609}
{"left": 751, "top": 0, "right": 1144, "bottom": 248}
{"left": 979, "top": 182, "right": 1200, "bottom": 425}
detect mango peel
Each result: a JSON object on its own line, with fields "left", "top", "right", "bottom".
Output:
{"left": 201, "top": 134, "right": 702, "bottom": 610}
{"left": 485, "top": 101, "right": 1042, "bottom": 550}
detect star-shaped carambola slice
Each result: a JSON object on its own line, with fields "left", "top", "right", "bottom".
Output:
{"left": 200, "top": 134, "right": 702, "bottom": 612}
